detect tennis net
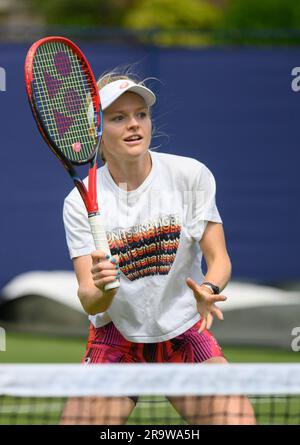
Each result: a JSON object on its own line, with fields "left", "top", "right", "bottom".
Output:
{"left": 0, "top": 363, "right": 299, "bottom": 425}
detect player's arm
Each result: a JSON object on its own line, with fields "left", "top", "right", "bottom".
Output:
{"left": 186, "top": 222, "right": 231, "bottom": 332}
{"left": 199, "top": 221, "right": 232, "bottom": 292}
{"left": 73, "top": 252, "right": 119, "bottom": 315}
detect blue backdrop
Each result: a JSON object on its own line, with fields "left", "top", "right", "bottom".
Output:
{"left": 0, "top": 42, "right": 299, "bottom": 288}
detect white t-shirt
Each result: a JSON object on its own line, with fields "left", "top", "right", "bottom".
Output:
{"left": 63, "top": 151, "right": 222, "bottom": 343}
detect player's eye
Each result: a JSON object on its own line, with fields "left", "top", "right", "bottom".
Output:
{"left": 138, "top": 111, "right": 148, "bottom": 119}
{"left": 111, "top": 115, "right": 124, "bottom": 122}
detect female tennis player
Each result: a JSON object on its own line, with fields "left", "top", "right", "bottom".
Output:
{"left": 61, "top": 69, "right": 256, "bottom": 425}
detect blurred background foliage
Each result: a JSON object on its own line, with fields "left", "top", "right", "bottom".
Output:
{"left": 2, "top": 0, "right": 300, "bottom": 45}
{"left": 216, "top": 0, "right": 300, "bottom": 45}
{"left": 25, "top": 0, "right": 300, "bottom": 46}
{"left": 123, "top": 0, "right": 222, "bottom": 46}
{"left": 29, "top": 0, "right": 135, "bottom": 27}
{"left": 29, "top": 0, "right": 222, "bottom": 28}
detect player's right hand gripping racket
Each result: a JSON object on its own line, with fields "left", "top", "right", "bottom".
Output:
{"left": 25, "top": 36, "right": 119, "bottom": 291}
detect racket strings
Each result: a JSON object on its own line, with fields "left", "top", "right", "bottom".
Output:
{"left": 32, "top": 41, "right": 99, "bottom": 163}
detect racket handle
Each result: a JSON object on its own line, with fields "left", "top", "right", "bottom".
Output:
{"left": 88, "top": 214, "right": 120, "bottom": 291}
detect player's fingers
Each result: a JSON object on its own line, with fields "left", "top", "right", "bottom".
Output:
{"left": 91, "top": 254, "right": 120, "bottom": 274}
{"left": 186, "top": 277, "right": 202, "bottom": 294}
{"left": 92, "top": 269, "right": 120, "bottom": 281}
{"left": 198, "top": 317, "right": 207, "bottom": 333}
{"left": 91, "top": 250, "right": 110, "bottom": 265}
{"left": 91, "top": 262, "right": 117, "bottom": 275}
{"left": 211, "top": 305, "right": 224, "bottom": 321}
{"left": 206, "top": 313, "right": 214, "bottom": 330}
{"left": 94, "top": 275, "right": 120, "bottom": 292}
{"left": 212, "top": 294, "right": 227, "bottom": 303}
{"left": 109, "top": 255, "right": 120, "bottom": 266}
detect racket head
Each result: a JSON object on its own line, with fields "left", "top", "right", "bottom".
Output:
{"left": 25, "top": 36, "right": 102, "bottom": 166}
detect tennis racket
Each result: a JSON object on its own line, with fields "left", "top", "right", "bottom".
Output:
{"left": 25, "top": 36, "right": 119, "bottom": 291}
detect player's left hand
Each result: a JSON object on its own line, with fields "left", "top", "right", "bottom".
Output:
{"left": 186, "top": 277, "right": 227, "bottom": 333}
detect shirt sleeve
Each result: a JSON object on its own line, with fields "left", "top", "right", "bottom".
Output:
{"left": 63, "top": 193, "right": 95, "bottom": 259}
{"left": 186, "top": 164, "right": 222, "bottom": 241}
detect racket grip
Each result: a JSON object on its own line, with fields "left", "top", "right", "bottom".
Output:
{"left": 88, "top": 214, "right": 120, "bottom": 291}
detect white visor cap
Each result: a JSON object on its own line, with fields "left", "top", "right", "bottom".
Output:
{"left": 100, "top": 79, "right": 156, "bottom": 111}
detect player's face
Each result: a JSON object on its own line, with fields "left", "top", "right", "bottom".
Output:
{"left": 102, "top": 92, "right": 152, "bottom": 162}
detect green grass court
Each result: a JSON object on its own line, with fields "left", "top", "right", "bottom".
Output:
{"left": 0, "top": 332, "right": 299, "bottom": 425}
{"left": 0, "top": 331, "right": 298, "bottom": 363}
{"left": 1, "top": 395, "right": 299, "bottom": 425}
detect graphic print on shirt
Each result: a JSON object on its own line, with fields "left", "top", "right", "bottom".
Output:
{"left": 106, "top": 214, "right": 181, "bottom": 281}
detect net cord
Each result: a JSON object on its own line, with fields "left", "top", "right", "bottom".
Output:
{"left": 0, "top": 364, "right": 299, "bottom": 397}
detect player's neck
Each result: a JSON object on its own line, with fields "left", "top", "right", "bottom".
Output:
{"left": 107, "top": 151, "right": 152, "bottom": 192}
